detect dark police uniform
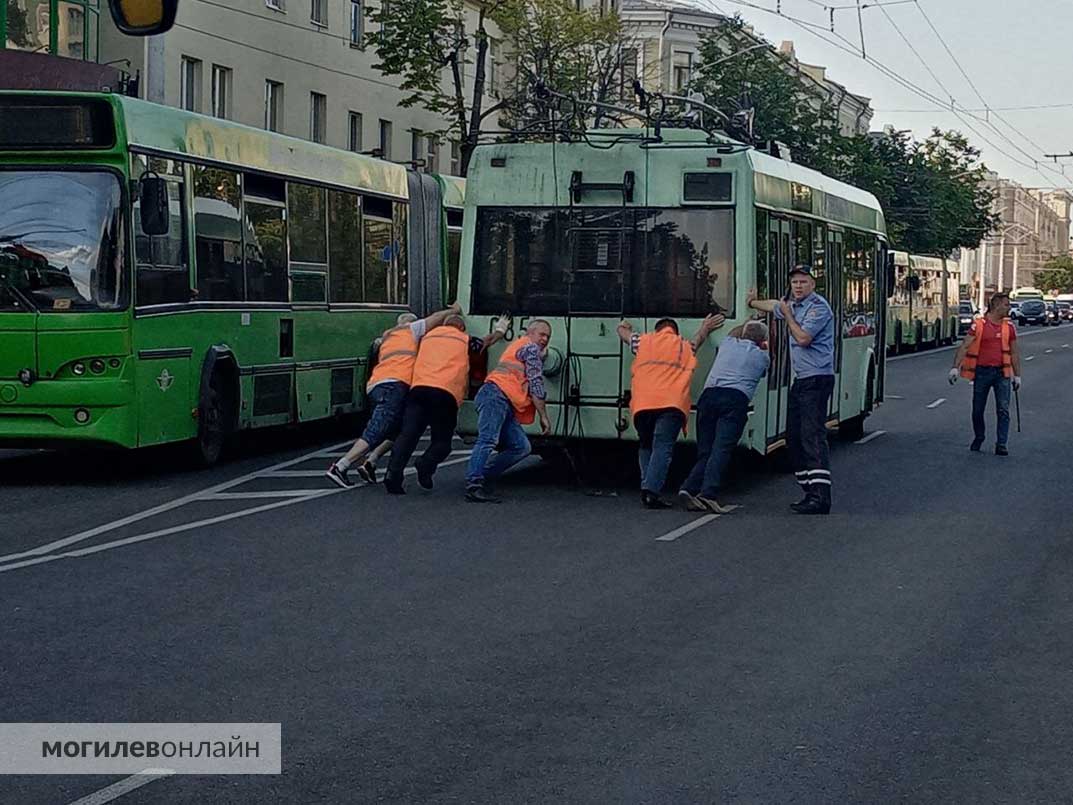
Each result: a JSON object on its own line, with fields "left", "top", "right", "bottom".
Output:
{"left": 774, "top": 269, "right": 836, "bottom": 513}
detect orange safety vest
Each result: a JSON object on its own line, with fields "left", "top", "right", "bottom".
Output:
{"left": 629, "top": 329, "right": 697, "bottom": 428}
{"left": 367, "top": 325, "right": 419, "bottom": 391}
{"left": 960, "top": 316, "right": 1013, "bottom": 380}
{"left": 411, "top": 325, "right": 471, "bottom": 406}
{"left": 487, "top": 337, "right": 537, "bottom": 425}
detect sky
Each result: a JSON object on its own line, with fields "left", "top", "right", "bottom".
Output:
{"left": 683, "top": 0, "right": 1073, "bottom": 191}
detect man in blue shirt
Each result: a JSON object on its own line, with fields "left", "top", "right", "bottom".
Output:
{"left": 678, "top": 320, "right": 770, "bottom": 513}
{"left": 748, "top": 265, "right": 836, "bottom": 515}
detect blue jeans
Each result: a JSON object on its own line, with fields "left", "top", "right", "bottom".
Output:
{"left": 360, "top": 381, "right": 408, "bottom": 448}
{"left": 681, "top": 387, "right": 749, "bottom": 499}
{"left": 465, "top": 383, "right": 532, "bottom": 487}
{"left": 972, "top": 366, "right": 1011, "bottom": 447}
{"left": 635, "top": 409, "right": 685, "bottom": 495}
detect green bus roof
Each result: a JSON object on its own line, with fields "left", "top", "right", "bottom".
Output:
{"left": 117, "top": 96, "right": 410, "bottom": 200}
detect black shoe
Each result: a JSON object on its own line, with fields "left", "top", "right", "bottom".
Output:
{"left": 384, "top": 477, "right": 405, "bottom": 495}
{"left": 356, "top": 461, "right": 377, "bottom": 484}
{"left": 641, "top": 491, "right": 672, "bottom": 510}
{"left": 995, "top": 444, "right": 1009, "bottom": 456}
{"left": 790, "top": 495, "right": 811, "bottom": 511}
{"left": 465, "top": 485, "right": 501, "bottom": 504}
{"left": 794, "top": 496, "right": 831, "bottom": 515}
{"left": 970, "top": 438, "right": 983, "bottom": 452}
{"left": 415, "top": 464, "right": 434, "bottom": 490}
{"left": 325, "top": 463, "right": 353, "bottom": 489}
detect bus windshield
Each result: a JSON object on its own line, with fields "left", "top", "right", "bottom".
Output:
{"left": 0, "top": 171, "right": 127, "bottom": 313}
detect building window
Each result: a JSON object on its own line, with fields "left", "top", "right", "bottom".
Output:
{"left": 180, "top": 57, "right": 202, "bottom": 112}
{"left": 311, "top": 0, "right": 327, "bottom": 24}
{"left": 449, "top": 140, "right": 461, "bottom": 176}
{"left": 424, "top": 135, "right": 438, "bottom": 174}
{"left": 211, "top": 64, "right": 232, "bottom": 119}
{"left": 379, "top": 119, "right": 392, "bottom": 160}
{"left": 348, "top": 111, "right": 363, "bottom": 152}
{"left": 672, "top": 51, "right": 693, "bottom": 93}
{"left": 266, "top": 0, "right": 284, "bottom": 10}
{"left": 486, "top": 39, "right": 499, "bottom": 98}
{"left": 310, "top": 93, "right": 327, "bottom": 143}
{"left": 410, "top": 130, "right": 421, "bottom": 166}
{"left": 265, "top": 80, "right": 284, "bottom": 132}
{"left": 619, "top": 47, "right": 638, "bottom": 102}
{"left": 349, "top": 0, "right": 363, "bottom": 44}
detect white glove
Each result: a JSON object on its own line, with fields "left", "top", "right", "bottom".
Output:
{"left": 1013, "top": 376, "right": 1022, "bottom": 391}
{"left": 948, "top": 368, "right": 959, "bottom": 385}
{"left": 493, "top": 314, "right": 511, "bottom": 335}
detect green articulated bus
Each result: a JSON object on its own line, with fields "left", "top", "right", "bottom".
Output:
{"left": 454, "top": 125, "right": 892, "bottom": 451}
{"left": 0, "top": 92, "right": 462, "bottom": 463}
{"left": 885, "top": 251, "right": 959, "bottom": 353}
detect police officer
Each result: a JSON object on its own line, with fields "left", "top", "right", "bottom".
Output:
{"left": 748, "top": 265, "right": 836, "bottom": 515}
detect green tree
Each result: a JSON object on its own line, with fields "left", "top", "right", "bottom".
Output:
{"left": 1035, "top": 255, "right": 1073, "bottom": 293}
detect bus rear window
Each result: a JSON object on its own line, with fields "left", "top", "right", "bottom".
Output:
{"left": 0, "top": 97, "right": 115, "bottom": 149}
{"left": 472, "top": 206, "right": 735, "bottom": 318}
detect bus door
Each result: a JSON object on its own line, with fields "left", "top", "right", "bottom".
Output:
{"left": 825, "top": 229, "right": 844, "bottom": 420}
{"left": 875, "top": 240, "right": 888, "bottom": 402}
{"left": 765, "top": 216, "right": 792, "bottom": 443}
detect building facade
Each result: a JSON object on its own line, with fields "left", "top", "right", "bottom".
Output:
{"left": 958, "top": 173, "right": 1073, "bottom": 295}
{"left": 619, "top": 0, "right": 872, "bottom": 138}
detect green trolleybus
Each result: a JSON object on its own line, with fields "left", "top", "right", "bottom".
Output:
{"left": 886, "top": 251, "right": 959, "bottom": 353}
{"left": 0, "top": 92, "right": 461, "bottom": 463}
{"left": 455, "top": 125, "right": 892, "bottom": 451}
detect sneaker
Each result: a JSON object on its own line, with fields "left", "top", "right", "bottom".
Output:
{"left": 995, "top": 444, "right": 1009, "bottom": 456}
{"left": 356, "top": 461, "right": 378, "bottom": 485}
{"left": 465, "top": 485, "right": 501, "bottom": 504}
{"left": 326, "top": 463, "right": 354, "bottom": 489}
{"left": 416, "top": 465, "right": 434, "bottom": 490}
{"left": 641, "top": 491, "right": 672, "bottom": 510}
{"left": 384, "top": 477, "right": 406, "bottom": 495}
{"left": 695, "top": 495, "right": 731, "bottom": 514}
{"left": 970, "top": 438, "right": 983, "bottom": 452}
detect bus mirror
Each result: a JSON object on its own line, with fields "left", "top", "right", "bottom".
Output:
{"left": 885, "top": 252, "right": 896, "bottom": 298}
{"left": 107, "top": 0, "right": 178, "bottom": 36}
{"left": 139, "top": 175, "right": 170, "bottom": 236}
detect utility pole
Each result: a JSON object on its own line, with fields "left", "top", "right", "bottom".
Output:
{"left": 1013, "top": 244, "right": 1019, "bottom": 290}
{"left": 998, "top": 236, "right": 1006, "bottom": 291}
{"left": 978, "top": 239, "right": 988, "bottom": 312}
{"left": 856, "top": 0, "right": 866, "bottom": 58}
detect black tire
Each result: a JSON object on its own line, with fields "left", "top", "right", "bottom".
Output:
{"left": 195, "top": 370, "right": 229, "bottom": 467}
{"left": 892, "top": 322, "right": 903, "bottom": 355}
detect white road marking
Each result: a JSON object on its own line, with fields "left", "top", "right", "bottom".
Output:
{"left": 1045, "top": 349, "right": 1054, "bottom": 353}
{"left": 654, "top": 506, "right": 740, "bottom": 542}
{"left": 204, "top": 490, "right": 337, "bottom": 500}
{"left": 1026, "top": 355, "right": 1035, "bottom": 361}
{"left": 67, "top": 769, "right": 174, "bottom": 805}
{"left": 885, "top": 395, "right": 905, "bottom": 400}
{"left": 0, "top": 440, "right": 354, "bottom": 564}
{"left": 926, "top": 398, "right": 947, "bottom": 409}
{"left": 0, "top": 452, "right": 472, "bottom": 574}
{"left": 854, "top": 430, "right": 887, "bottom": 445}
{"left": 1063, "top": 344, "right": 1070, "bottom": 348}
{"left": 261, "top": 470, "right": 338, "bottom": 478}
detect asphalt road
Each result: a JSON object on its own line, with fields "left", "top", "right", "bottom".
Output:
{"left": 2, "top": 324, "right": 1072, "bottom": 804}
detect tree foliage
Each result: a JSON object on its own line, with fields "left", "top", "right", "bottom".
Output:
{"left": 368, "top": 0, "right": 638, "bottom": 175}
{"left": 691, "top": 16, "right": 999, "bottom": 256}
{"left": 1035, "top": 255, "right": 1073, "bottom": 294}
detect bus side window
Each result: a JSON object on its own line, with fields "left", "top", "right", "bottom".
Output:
{"left": 133, "top": 154, "right": 189, "bottom": 306}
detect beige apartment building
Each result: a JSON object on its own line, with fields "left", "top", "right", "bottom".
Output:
{"left": 958, "top": 173, "right": 1073, "bottom": 293}
{"left": 98, "top": 0, "right": 505, "bottom": 175}
{"left": 619, "top": 0, "right": 872, "bottom": 138}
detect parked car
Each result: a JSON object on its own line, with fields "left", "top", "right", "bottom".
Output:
{"left": 1008, "top": 302, "right": 1024, "bottom": 325}
{"left": 957, "top": 301, "right": 976, "bottom": 335}
{"left": 1018, "top": 299, "right": 1047, "bottom": 326}
{"left": 1058, "top": 301, "right": 1073, "bottom": 321}
{"left": 1045, "top": 301, "right": 1062, "bottom": 326}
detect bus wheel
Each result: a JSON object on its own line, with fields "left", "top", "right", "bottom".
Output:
{"left": 892, "top": 322, "right": 903, "bottom": 355}
{"left": 194, "top": 370, "right": 232, "bottom": 466}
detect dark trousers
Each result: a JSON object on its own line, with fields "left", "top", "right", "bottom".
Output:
{"left": 681, "top": 387, "right": 750, "bottom": 498}
{"left": 971, "top": 366, "right": 1011, "bottom": 447}
{"left": 386, "top": 386, "right": 458, "bottom": 484}
{"left": 634, "top": 408, "right": 685, "bottom": 495}
{"left": 787, "top": 374, "right": 835, "bottom": 503}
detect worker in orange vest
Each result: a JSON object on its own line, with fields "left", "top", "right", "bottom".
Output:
{"left": 949, "top": 291, "right": 1022, "bottom": 455}
{"left": 464, "top": 319, "right": 553, "bottom": 503}
{"left": 618, "top": 314, "right": 725, "bottom": 509}
{"left": 384, "top": 313, "right": 510, "bottom": 494}
{"left": 326, "top": 302, "right": 462, "bottom": 488}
